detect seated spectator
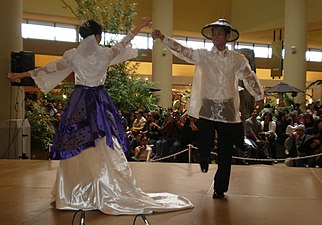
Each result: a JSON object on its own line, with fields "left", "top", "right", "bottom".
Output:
{"left": 131, "top": 109, "right": 147, "bottom": 133}
{"left": 284, "top": 124, "right": 298, "bottom": 157}
{"left": 132, "top": 136, "right": 152, "bottom": 162}
{"left": 146, "top": 111, "right": 162, "bottom": 154}
{"left": 155, "top": 110, "right": 184, "bottom": 159}
{"left": 128, "top": 131, "right": 143, "bottom": 158}
{"left": 56, "top": 102, "right": 64, "bottom": 114}
{"left": 47, "top": 102, "right": 57, "bottom": 117}
{"left": 283, "top": 111, "right": 304, "bottom": 156}
{"left": 119, "top": 109, "right": 128, "bottom": 130}
{"left": 178, "top": 113, "right": 199, "bottom": 162}
{"left": 289, "top": 110, "right": 301, "bottom": 126}
{"left": 144, "top": 111, "right": 154, "bottom": 131}
{"left": 244, "top": 109, "right": 270, "bottom": 161}
{"left": 126, "top": 111, "right": 135, "bottom": 131}
{"left": 261, "top": 112, "right": 277, "bottom": 161}
{"left": 284, "top": 124, "right": 321, "bottom": 167}
{"left": 312, "top": 118, "right": 322, "bottom": 143}
{"left": 315, "top": 108, "right": 322, "bottom": 120}
{"left": 155, "top": 112, "right": 171, "bottom": 157}
{"left": 302, "top": 113, "right": 314, "bottom": 134}
{"left": 275, "top": 111, "right": 289, "bottom": 146}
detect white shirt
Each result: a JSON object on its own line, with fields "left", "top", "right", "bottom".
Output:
{"left": 261, "top": 120, "right": 277, "bottom": 138}
{"left": 163, "top": 37, "right": 264, "bottom": 123}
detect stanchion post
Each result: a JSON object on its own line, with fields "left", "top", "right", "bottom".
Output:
{"left": 188, "top": 144, "right": 191, "bottom": 163}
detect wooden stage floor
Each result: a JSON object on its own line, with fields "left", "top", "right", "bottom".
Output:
{"left": 0, "top": 160, "right": 321, "bottom": 225}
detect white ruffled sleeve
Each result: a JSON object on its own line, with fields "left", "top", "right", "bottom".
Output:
{"left": 31, "top": 49, "right": 75, "bottom": 94}
{"left": 109, "top": 32, "right": 138, "bottom": 66}
{"left": 109, "top": 44, "right": 138, "bottom": 66}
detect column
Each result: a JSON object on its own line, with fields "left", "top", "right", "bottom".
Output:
{"left": 152, "top": 0, "right": 173, "bottom": 108}
{"left": 284, "top": 0, "right": 307, "bottom": 107}
{"left": 0, "top": 0, "right": 25, "bottom": 158}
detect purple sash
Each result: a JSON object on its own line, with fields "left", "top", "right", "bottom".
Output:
{"left": 50, "top": 85, "right": 129, "bottom": 160}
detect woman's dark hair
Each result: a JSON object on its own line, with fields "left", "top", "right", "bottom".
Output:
{"left": 79, "top": 20, "right": 102, "bottom": 39}
{"left": 277, "top": 111, "right": 286, "bottom": 120}
{"left": 262, "top": 111, "right": 273, "bottom": 122}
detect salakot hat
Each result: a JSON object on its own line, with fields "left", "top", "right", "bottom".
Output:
{"left": 201, "top": 18, "right": 239, "bottom": 42}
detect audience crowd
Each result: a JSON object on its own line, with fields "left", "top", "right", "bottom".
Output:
{"left": 26, "top": 95, "right": 322, "bottom": 167}
{"left": 126, "top": 102, "right": 322, "bottom": 167}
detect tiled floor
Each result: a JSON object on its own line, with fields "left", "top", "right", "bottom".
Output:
{"left": 0, "top": 160, "right": 321, "bottom": 225}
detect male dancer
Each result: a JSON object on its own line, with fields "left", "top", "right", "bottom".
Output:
{"left": 152, "top": 18, "right": 264, "bottom": 199}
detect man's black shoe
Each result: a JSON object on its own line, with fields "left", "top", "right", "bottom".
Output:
{"left": 240, "top": 160, "right": 249, "bottom": 165}
{"left": 199, "top": 160, "right": 209, "bottom": 173}
{"left": 213, "top": 191, "right": 225, "bottom": 199}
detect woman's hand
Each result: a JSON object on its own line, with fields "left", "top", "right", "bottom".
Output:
{"left": 152, "top": 29, "right": 164, "bottom": 40}
{"left": 7, "top": 71, "right": 30, "bottom": 83}
{"left": 132, "top": 17, "right": 152, "bottom": 36}
{"left": 7, "top": 72, "right": 20, "bottom": 83}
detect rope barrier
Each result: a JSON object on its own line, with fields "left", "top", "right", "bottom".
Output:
{"left": 220, "top": 152, "right": 322, "bottom": 162}
{"left": 149, "top": 144, "right": 322, "bottom": 164}
{"left": 150, "top": 148, "right": 189, "bottom": 162}
{"left": 150, "top": 144, "right": 197, "bottom": 163}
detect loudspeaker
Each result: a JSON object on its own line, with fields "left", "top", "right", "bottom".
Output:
{"left": 11, "top": 51, "right": 35, "bottom": 86}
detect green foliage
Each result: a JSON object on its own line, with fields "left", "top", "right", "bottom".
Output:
{"left": 75, "top": 0, "right": 137, "bottom": 34}
{"left": 43, "top": 82, "right": 75, "bottom": 107}
{"left": 26, "top": 83, "right": 75, "bottom": 151}
{"left": 26, "top": 102, "right": 56, "bottom": 150}
{"left": 105, "top": 65, "right": 159, "bottom": 112}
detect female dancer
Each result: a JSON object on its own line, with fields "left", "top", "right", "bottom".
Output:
{"left": 8, "top": 18, "right": 193, "bottom": 215}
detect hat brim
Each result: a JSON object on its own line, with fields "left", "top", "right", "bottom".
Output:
{"left": 201, "top": 24, "right": 239, "bottom": 42}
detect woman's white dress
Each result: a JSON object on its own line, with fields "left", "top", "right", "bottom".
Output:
{"left": 30, "top": 34, "right": 193, "bottom": 215}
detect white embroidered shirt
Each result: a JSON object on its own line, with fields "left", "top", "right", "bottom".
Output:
{"left": 162, "top": 37, "right": 264, "bottom": 123}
